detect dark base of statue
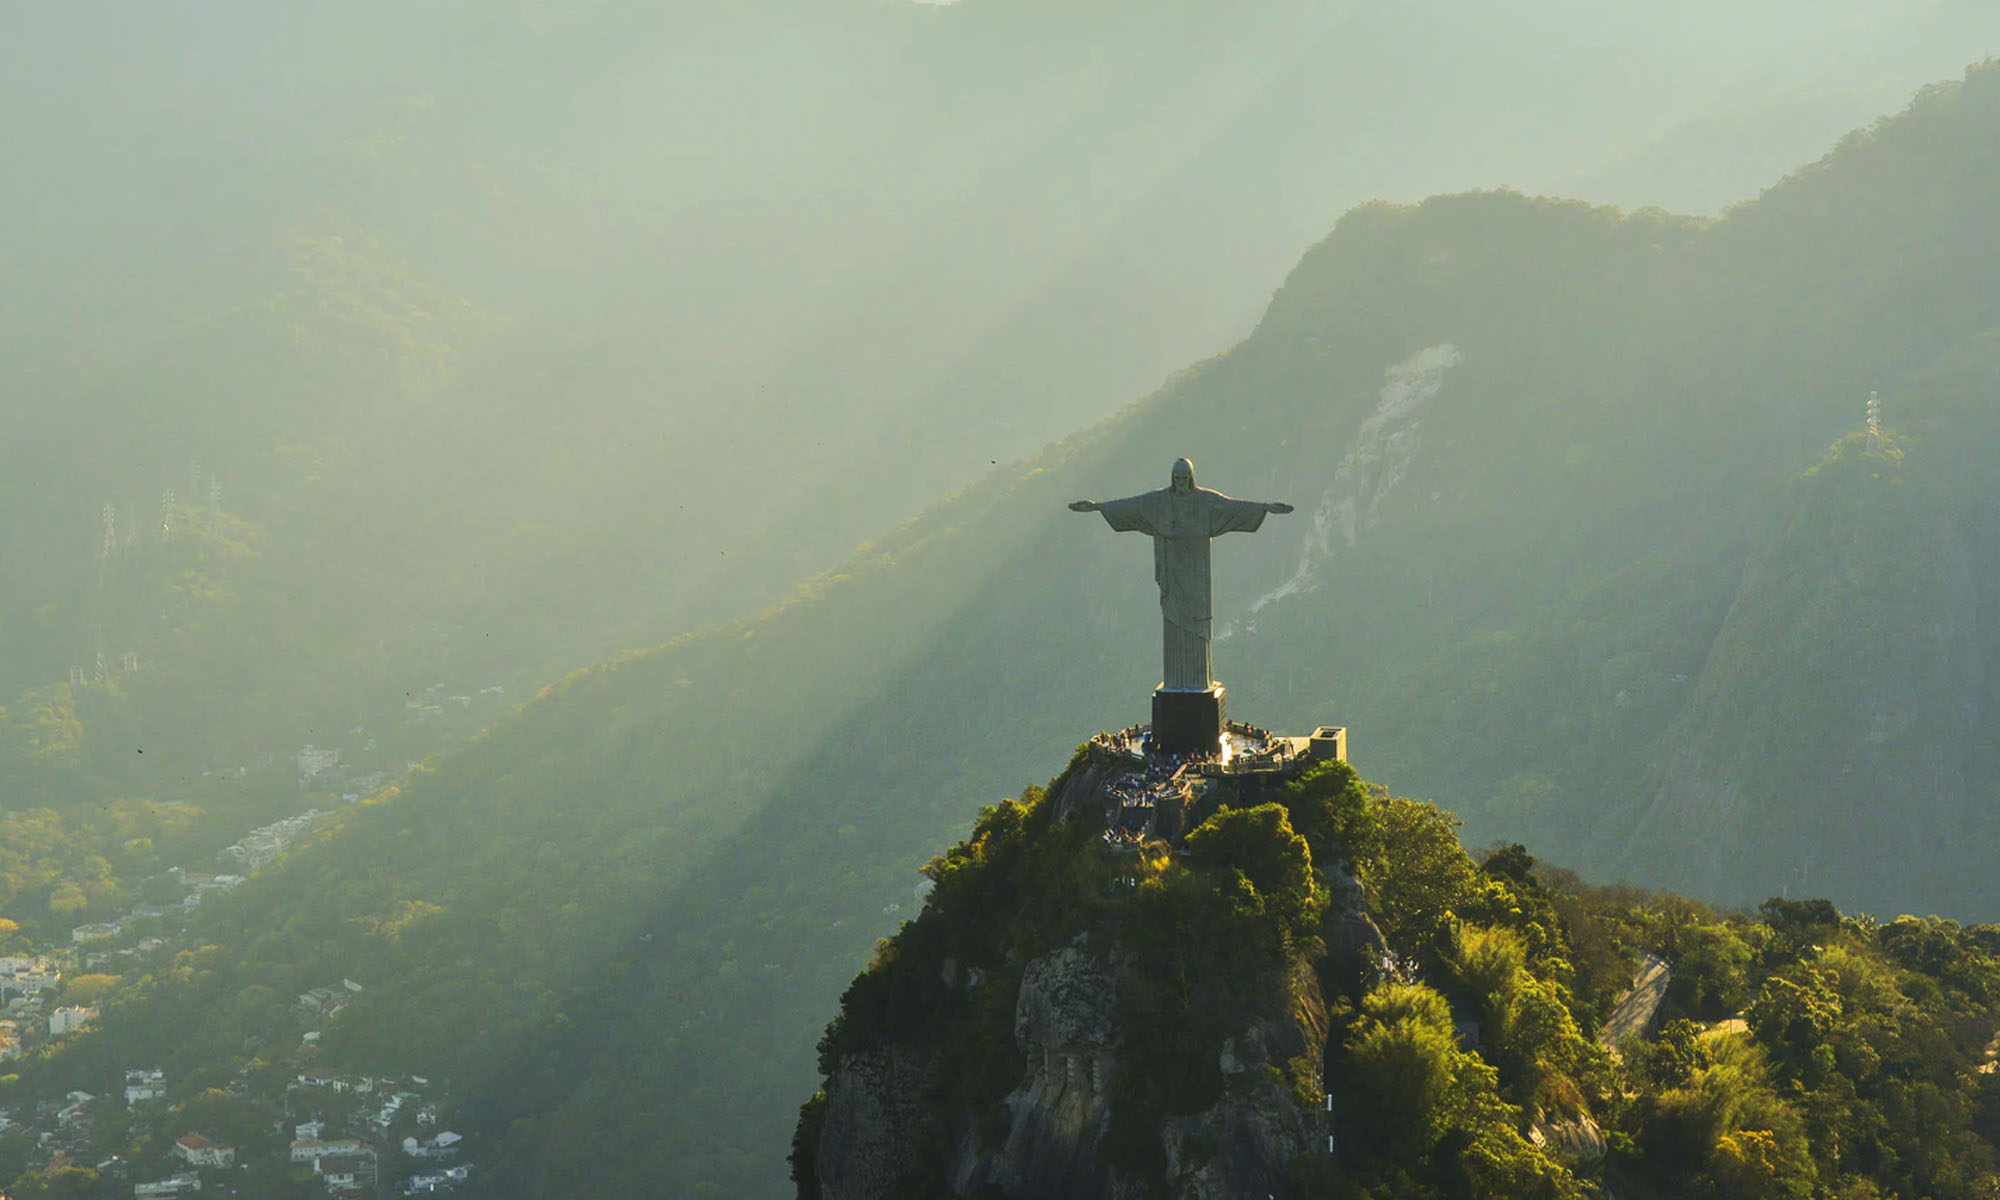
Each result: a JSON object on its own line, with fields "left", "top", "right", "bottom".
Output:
{"left": 1152, "top": 685, "right": 1225, "bottom": 758}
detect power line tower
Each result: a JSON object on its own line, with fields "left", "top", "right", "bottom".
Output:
{"left": 1866, "top": 391, "right": 1884, "bottom": 453}
{"left": 159, "top": 488, "right": 176, "bottom": 544}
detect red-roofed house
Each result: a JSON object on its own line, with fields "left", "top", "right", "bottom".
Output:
{"left": 173, "top": 1133, "right": 235, "bottom": 1167}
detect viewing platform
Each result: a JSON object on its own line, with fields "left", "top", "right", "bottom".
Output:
{"left": 1073, "top": 720, "right": 1348, "bottom": 850}
{"left": 1086, "top": 720, "right": 1345, "bottom": 774}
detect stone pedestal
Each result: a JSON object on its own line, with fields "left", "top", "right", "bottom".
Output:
{"left": 1152, "top": 685, "right": 1225, "bottom": 758}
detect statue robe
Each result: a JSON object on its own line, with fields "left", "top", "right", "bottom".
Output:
{"left": 1094, "top": 485, "right": 1271, "bottom": 690}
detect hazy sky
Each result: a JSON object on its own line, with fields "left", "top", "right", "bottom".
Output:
{"left": 6, "top": 0, "right": 1999, "bottom": 704}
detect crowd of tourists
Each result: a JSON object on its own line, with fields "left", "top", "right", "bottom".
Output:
{"left": 1099, "top": 740, "right": 1200, "bottom": 845}
{"left": 1097, "top": 725, "right": 1149, "bottom": 758}
{"left": 1095, "top": 722, "right": 1295, "bottom": 778}
{"left": 1226, "top": 724, "right": 1293, "bottom": 767}
{"left": 1089, "top": 722, "right": 1300, "bottom": 851}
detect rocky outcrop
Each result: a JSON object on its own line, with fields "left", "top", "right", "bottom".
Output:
{"left": 813, "top": 1046, "right": 937, "bottom": 1200}
{"left": 1148, "top": 978, "right": 1327, "bottom": 1200}
{"left": 816, "top": 937, "right": 1331, "bottom": 1200}
{"left": 807, "top": 759, "right": 1369, "bottom": 1199}
{"left": 953, "top": 944, "right": 1123, "bottom": 1198}
{"left": 1322, "top": 861, "right": 1389, "bottom": 995}
{"left": 1046, "top": 757, "right": 1121, "bottom": 825}
{"left": 1529, "top": 1112, "right": 1607, "bottom": 1167}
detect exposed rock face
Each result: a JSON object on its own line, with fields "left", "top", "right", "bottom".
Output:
{"left": 1529, "top": 1113, "right": 1607, "bottom": 1166}
{"left": 813, "top": 1046, "right": 935, "bottom": 1200}
{"left": 954, "top": 944, "right": 1123, "bottom": 1198}
{"left": 1013, "top": 946, "right": 1122, "bottom": 1080}
{"left": 1322, "top": 861, "right": 1389, "bottom": 994}
{"left": 817, "top": 938, "right": 1330, "bottom": 1200}
{"left": 1046, "top": 758, "right": 1120, "bottom": 825}
{"left": 1149, "top": 984, "right": 1327, "bottom": 1200}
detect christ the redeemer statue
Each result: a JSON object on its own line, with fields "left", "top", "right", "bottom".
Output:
{"left": 1071, "top": 458, "right": 1291, "bottom": 754}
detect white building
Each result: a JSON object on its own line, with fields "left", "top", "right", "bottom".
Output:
{"left": 296, "top": 987, "right": 347, "bottom": 1018}
{"left": 47, "top": 1006, "right": 95, "bottom": 1036}
{"left": 321, "top": 1161, "right": 365, "bottom": 1189}
{"left": 401, "top": 1131, "right": 462, "bottom": 1159}
{"left": 173, "top": 1134, "right": 234, "bottom": 1168}
{"left": 404, "top": 1164, "right": 471, "bottom": 1193}
{"left": 317, "top": 1150, "right": 378, "bottom": 1190}
{"left": 133, "top": 1173, "right": 202, "bottom": 1197}
{"left": 296, "top": 745, "right": 342, "bottom": 781}
{"left": 289, "top": 1137, "right": 366, "bottom": 1164}
{"left": 0, "top": 957, "right": 60, "bottom": 996}
{"left": 124, "top": 1068, "right": 166, "bottom": 1106}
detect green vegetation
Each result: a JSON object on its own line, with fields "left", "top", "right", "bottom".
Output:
{"left": 798, "top": 762, "right": 1366, "bottom": 1194}
{"left": 801, "top": 761, "right": 2000, "bottom": 1199}
{"left": 791, "top": 760, "right": 1596, "bottom": 1196}
{"left": 1598, "top": 899, "right": 2000, "bottom": 1199}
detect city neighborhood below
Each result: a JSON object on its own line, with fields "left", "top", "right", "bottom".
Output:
{"left": 7, "top": 1060, "right": 469, "bottom": 1198}
{"left": 1, "top": 681, "right": 513, "bottom": 1197}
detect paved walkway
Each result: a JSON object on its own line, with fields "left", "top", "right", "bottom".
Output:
{"left": 1598, "top": 952, "right": 1671, "bottom": 1050}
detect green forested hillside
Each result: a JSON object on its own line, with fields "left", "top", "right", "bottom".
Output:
{"left": 798, "top": 760, "right": 2000, "bottom": 1199}
{"left": 18, "top": 54, "right": 2000, "bottom": 1200}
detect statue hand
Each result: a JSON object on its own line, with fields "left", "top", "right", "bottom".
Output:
{"left": 1266, "top": 502, "right": 1295, "bottom": 514}
{"left": 1068, "top": 500, "right": 1099, "bottom": 512}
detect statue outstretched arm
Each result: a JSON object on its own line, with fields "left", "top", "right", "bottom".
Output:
{"left": 1079, "top": 492, "right": 1162, "bottom": 535}
{"left": 1207, "top": 494, "right": 1294, "bottom": 536}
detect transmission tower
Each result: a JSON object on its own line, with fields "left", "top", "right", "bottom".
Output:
{"left": 99, "top": 504, "right": 117, "bottom": 567}
{"left": 1866, "top": 391, "right": 1883, "bottom": 453}
{"left": 160, "top": 488, "right": 176, "bottom": 543}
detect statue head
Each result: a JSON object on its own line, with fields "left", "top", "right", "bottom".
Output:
{"left": 1170, "top": 458, "right": 1195, "bottom": 493}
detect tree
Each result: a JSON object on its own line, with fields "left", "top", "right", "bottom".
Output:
{"left": 1183, "top": 804, "right": 1314, "bottom": 914}
{"left": 1344, "top": 982, "right": 1465, "bottom": 1158}
{"left": 12, "top": 1165, "right": 99, "bottom": 1198}
{"left": 1746, "top": 966, "right": 1842, "bottom": 1069}
{"left": 1342, "top": 981, "right": 1581, "bottom": 1197}
{"left": 60, "top": 974, "right": 120, "bottom": 1007}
